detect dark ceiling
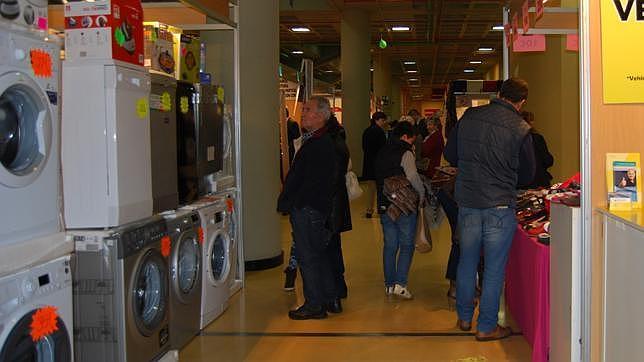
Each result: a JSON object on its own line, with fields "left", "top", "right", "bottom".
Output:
{"left": 280, "top": 0, "right": 509, "bottom": 99}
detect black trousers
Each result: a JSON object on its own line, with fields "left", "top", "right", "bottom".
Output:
{"left": 290, "top": 207, "right": 336, "bottom": 308}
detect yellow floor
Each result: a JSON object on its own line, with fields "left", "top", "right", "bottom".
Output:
{"left": 180, "top": 187, "right": 532, "bottom": 361}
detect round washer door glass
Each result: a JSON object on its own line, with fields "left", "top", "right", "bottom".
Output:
{"left": 210, "top": 231, "right": 230, "bottom": 283}
{"left": 177, "top": 234, "right": 200, "bottom": 294}
{"left": 0, "top": 73, "right": 52, "bottom": 187}
{"left": 0, "top": 309, "right": 72, "bottom": 362}
{"left": 133, "top": 250, "right": 168, "bottom": 335}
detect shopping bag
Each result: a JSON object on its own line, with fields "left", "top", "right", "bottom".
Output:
{"left": 345, "top": 171, "right": 363, "bottom": 200}
{"left": 425, "top": 193, "right": 446, "bottom": 230}
{"left": 414, "top": 207, "right": 433, "bottom": 253}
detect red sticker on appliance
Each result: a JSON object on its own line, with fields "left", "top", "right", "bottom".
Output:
{"left": 161, "top": 236, "right": 171, "bottom": 257}
{"left": 197, "top": 227, "right": 204, "bottom": 245}
{"left": 226, "top": 198, "right": 234, "bottom": 213}
{"left": 30, "top": 49, "right": 52, "bottom": 78}
{"left": 30, "top": 306, "right": 59, "bottom": 341}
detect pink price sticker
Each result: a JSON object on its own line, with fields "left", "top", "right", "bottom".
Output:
{"left": 512, "top": 35, "right": 546, "bottom": 53}
{"left": 37, "top": 17, "right": 48, "bottom": 30}
{"left": 566, "top": 34, "right": 579, "bottom": 52}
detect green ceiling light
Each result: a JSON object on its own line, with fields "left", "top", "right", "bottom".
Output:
{"left": 379, "top": 37, "right": 388, "bottom": 49}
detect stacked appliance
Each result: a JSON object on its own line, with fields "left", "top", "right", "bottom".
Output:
{"left": 72, "top": 217, "right": 171, "bottom": 362}
{"left": 162, "top": 209, "right": 202, "bottom": 350}
{"left": 0, "top": 14, "right": 74, "bottom": 361}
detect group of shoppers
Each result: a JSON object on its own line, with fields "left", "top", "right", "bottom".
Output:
{"left": 277, "top": 78, "right": 554, "bottom": 342}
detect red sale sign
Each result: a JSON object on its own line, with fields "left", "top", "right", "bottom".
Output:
{"left": 566, "top": 34, "right": 579, "bottom": 51}
{"left": 512, "top": 34, "right": 546, "bottom": 52}
{"left": 536, "top": 0, "right": 544, "bottom": 20}
{"left": 522, "top": 0, "right": 530, "bottom": 34}
{"left": 512, "top": 13, "right": 519, "bottom": 42}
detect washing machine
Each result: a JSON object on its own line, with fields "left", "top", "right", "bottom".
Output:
{"left": 0, "top": 25, "right": 62, "bottom": 245}
{"left": 223, "top": 191, "right": 243, "bottom": 297}
{"left": 150, "top": 72, "right": 179, "bottom": 213}
{"left": 162, "top": 209, "right": 202, "bottom": 350}
{"left": 0, "top": 0, "right": 48, "bottom": 32}
{"left": 181, "top": 198, "right": 232, "bottom": 329}
{"left": 207, "top": 104, "right": 236, "bottom": 193}
{"left": 72, "top": 216, "right": 171, "bottom": 362}
{"left": 62, "top": 60, "right": 153, "bottom": 228}
{"left": 0, "top": 254, "right": 73, "bottom": 361}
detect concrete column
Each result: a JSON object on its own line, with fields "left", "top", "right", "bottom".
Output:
{"left": 341, "top": 8, "right": 371, "bottom": 176}
{"left": 239, "top": 0, "right": 282, "bottom": 268}
{"left": 373, "top": 54, "right": 393, "bottom": 116}
{"left": 390, "top": 77, "right": 402, "bottom": 121}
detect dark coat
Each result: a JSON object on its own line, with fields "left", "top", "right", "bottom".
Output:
{"left": 287, "top": 118, "right": 301, "bottom": 164}
{"left": 328, "top": 117, "right": 352, "bottom": 233}
{"left": 361, "top": 124, "right": 387, "bottom": 180}
{"left": 527, "top": 131, "right": 554, "bottom": 188}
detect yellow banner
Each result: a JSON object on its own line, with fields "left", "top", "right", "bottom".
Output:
{"left": 601, "top": 0, "right": 644, "bottom": 103}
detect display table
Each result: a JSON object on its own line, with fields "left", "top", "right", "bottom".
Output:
{"left": 505, "top": 227, "right": 550, "bottom": 362}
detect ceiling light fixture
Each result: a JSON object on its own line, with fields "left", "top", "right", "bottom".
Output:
{"left": 408, "top": 78, "right": 419, "bottom": 81}
{"left": 469, "top": 60, "right": 482, "bottom": 64}
{"left": 291, "top": 50, "right": 304, "bottom": 54}
{"left": 370, "top": 68, "right": 374, "bottom": 72}
{"left": 290, "top": 26, "right": 311, "bottom": 32}
{"left": 324, "top": 70, "right": 334, "bottom": 73}
{"left": 391, "top": 26, "right": 411, "bottom": 31}
{"left": 464, "top": 69, "right": 475, "bottom": 73}
{"left": 492, "top": 25, "right": 504, "bottom": 31}
{"left": 478, "top": 47, "right": 494, "bottom": 52}
{"left": 403, "top": 61, "right": 416, "bottom": 65}
{"left": 406, "top": 70, "right": 418, "bottom": 73}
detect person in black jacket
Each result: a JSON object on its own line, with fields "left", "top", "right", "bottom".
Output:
{"left": 521, "top": 111, "right": 554, "bottom": 188}
{"left": 286, "top": 108, "right": 301, "bottom": 165}
{"left": 277, "top": 96, "right": 341, "bottom": 320}
{"left": 444, "top": 78, "right": 536, "bottom": 341}
{"left": 361, "top": 112, "right": 387, "bottom": 218}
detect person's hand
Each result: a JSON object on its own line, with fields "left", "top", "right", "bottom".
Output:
{"left": 619, "top": 177, "right": 627, "bottom": 188}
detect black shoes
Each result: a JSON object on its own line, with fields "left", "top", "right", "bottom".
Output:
{"left": 326, "top": 299, "right": 342, "bottom": 314}
{"left": 288, "top": 305, "right": 327, "bottom": 320}
{"left": 283, "top": 267, "right": 297, "bottom": 291}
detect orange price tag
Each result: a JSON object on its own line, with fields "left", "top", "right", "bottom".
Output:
{"left": 197, "top": 226, "right": 204, "bottom": 245}
{"left": 30, "top": 49, "right": 53, "bottom": 78}
{"left": 30, "top": 306, "right": 59, "bottom": 341}
{"left": 161, "top": 236, "right": 171, "bottom": 257}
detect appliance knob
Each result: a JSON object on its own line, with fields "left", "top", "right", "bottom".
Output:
{"left": 14, "top": 49, "right": 26, "bottom": 61}
{"left": 22, "top": 279, "right": 35, "bottom": 298}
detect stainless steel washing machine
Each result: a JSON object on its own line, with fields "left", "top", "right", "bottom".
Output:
{"left": 72, "top": 216, "right": 170, "bottom": 362}
{"left": 162, "top": 209, "right": 202, "bottom": 350}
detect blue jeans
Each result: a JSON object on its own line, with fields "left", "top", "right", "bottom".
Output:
{"left": 456, "top": 206, "right": 517, "bottom": 333}
{"left": 380, "top": 212, "right": 417, "bottom": 287}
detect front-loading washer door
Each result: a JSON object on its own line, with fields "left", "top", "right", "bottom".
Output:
{"left": 132, "top": 249, "right": 168, "bottom": 337}
{"left": 172, "top": 230, "right": 201, "bottom": 303}
{"left": 0, "top": 72, "right": 52, "bottom": 188}
{"left": 0, "top": 309, "right": 72, "bottom": 362}
{"left": 207, "top": 229, "right": 230, "bottom": 286}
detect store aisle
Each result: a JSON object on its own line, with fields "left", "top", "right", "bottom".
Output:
{"left": 180, "top": 187, "right": 532, "bottom": 361}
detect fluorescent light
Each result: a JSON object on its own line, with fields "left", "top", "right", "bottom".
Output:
{"left": 478, "top": 47, "right": 494, "bottom": 52}
{"left": 408, "top": 78, "right": 419, "bottom": 81}
{"left": 291, "top": 50, "right": 304, "bottom": 54}
{"left": 290, "top": 26, "right": 311, "bottom": 32}
{"left": 324, "top": 70, "right": 334, "bottom": 73}
{"left": 464, "top": 69, "right": 475, "bottom": 73}
{"left": 370, "top": 68, "right": 374, "bottom": 72}
{"left": 469, "top": 60, "right": 482, "bottom": 64}
{"left": 406, "top": 70, "right": 418, "bottom": 73}
{"left": 492, "top": 25, "right": 504, "bottom": 31}
{"left": 403, "top": 61, "right": 416, "bottom": 65}
{"left": 391, "top": 26, "right": 411, "bottom": 31}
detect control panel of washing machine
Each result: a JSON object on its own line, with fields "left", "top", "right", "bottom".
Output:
{"left": 0, "top": 30, "right": 60, "bottom": 74}
{"left": 119, "top": 220, "right": 167, "bottom": 258}
{"left": 0, "top": 256, "right": 70, "bottom": 314}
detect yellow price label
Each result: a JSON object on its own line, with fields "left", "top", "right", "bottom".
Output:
{"left": 161, "top": 92, "right": 172, "bottom": 112}
{"left": 217, "top": 87, "right": 224, "bottom": 103}
{"left": 180, "top": 96, "right": 189, "bottom": 114}
{"left": 136, "top": 98, "right": 149, "bottom": 119}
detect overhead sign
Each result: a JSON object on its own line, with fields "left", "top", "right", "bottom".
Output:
{"left": 279, "top": 80, "right": 299, "bottom": 101}
{"left": 513, "top": 35, "right": 546, "bottom": 52}
{"left": 536, "top": 0, "right": 544, "bottom": 20}
{"left": 522, "top": 0, "right": 530, "bottom": 34}
{"left": 601, "top": 0, "right": 644, "bottom": 103}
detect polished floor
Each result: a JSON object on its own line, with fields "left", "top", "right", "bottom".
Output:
{"left": 180, "top": 187, "right": 532, "bottom": 361}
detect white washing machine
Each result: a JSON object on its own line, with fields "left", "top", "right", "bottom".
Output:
{"left": 0, "top": 24, "right": 62, "bottom": 245}
{"left": 62, "top": 60, "right": 153, "bottom": 228}
{"left": 0, "top": 254, "right": 73, "bottom": 361}
{"left": 181, "top": 198, "right": 233, "bottom": 329}
{"left": 72, "top": 216, "right": 171, "bottom": 362}
{"left": 0, "top": 0, "right": 48, "bottom": 33}
{"left": 222, "top": 190, "right": 243, "bottom": 297}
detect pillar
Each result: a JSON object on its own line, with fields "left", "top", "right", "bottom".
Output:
{"left": 390, "top": 76, "right": 402, "bottom": 121}
{"left": 239, "top": 0, "right": 282, "bottom": 269}
{"left": 373, "top": 54, "right": 392, "bottom": 116}
{"left": 341, "top": 9, "right": 371, "bottom": 177}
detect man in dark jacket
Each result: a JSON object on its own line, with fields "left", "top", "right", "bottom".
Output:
{"left": 444, "top": 78, "right": 536, "bottom": 341}
{"left": 362, "top": 112, "right": 387, "bottom": 218}
{"left": 286, "top": 108, "right": 301, "bottom": 164}
{"left": 277, "top": 96, "right": 341, "bottom": 320}
{"left": 521, "top": 111, "right": 554, "bottom": 188}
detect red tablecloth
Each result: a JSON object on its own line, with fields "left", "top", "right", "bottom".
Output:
{"left": 505, "top": 226, "right": 550, "bottom": 362}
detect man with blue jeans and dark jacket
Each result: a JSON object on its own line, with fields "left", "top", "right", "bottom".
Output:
{"left": 444, "top": 78, "right": 536, "bottom": 341}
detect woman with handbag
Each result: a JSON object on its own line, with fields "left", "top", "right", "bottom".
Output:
{"left": 374, "top": 121, "right": 425, "bottom": 300}
{"left": 361, "top": 112, "right": 388, "bottom": 218}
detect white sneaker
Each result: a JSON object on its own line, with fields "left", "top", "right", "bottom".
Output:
{"left": 385, "top": 286, "right": 394, "bottom": 295}
{"left": 392, "top": 284, "right": 413, "bottom": 300}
